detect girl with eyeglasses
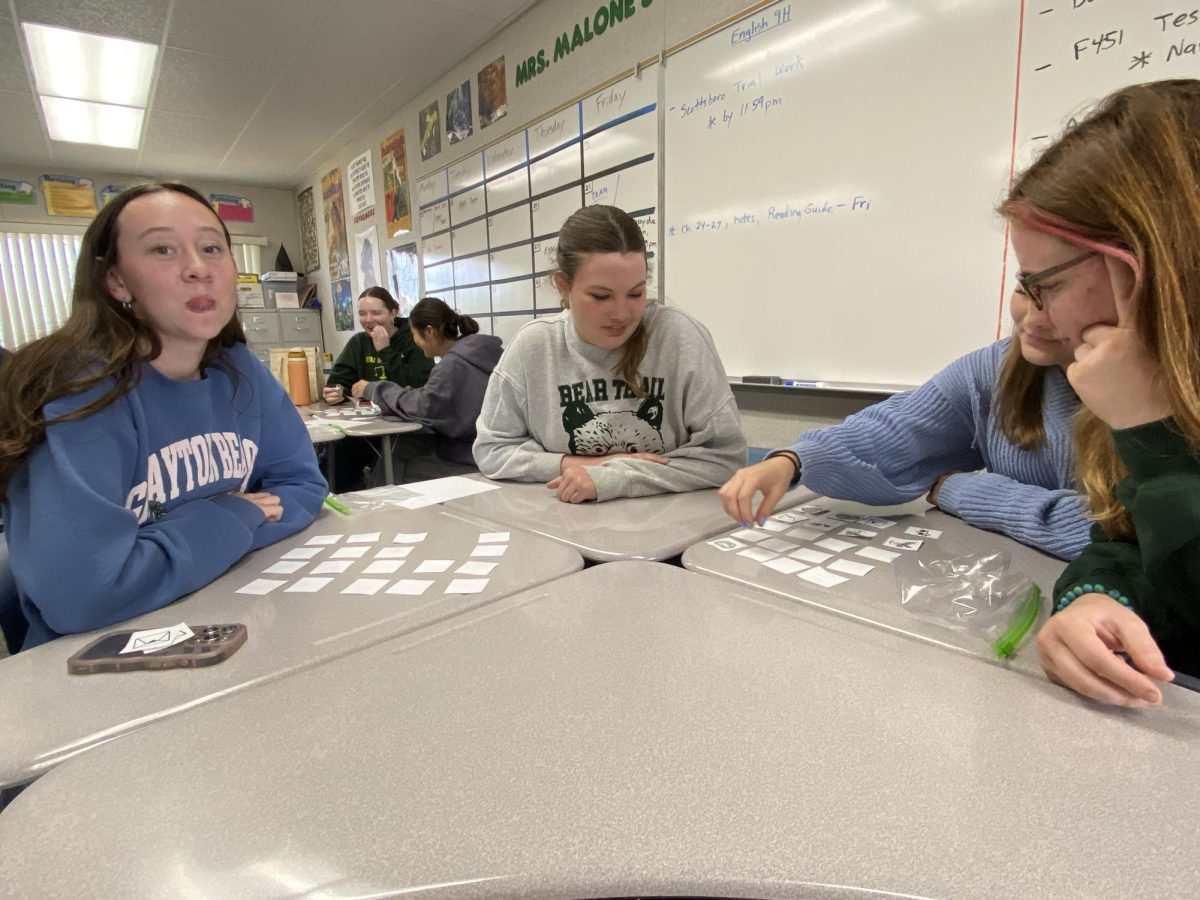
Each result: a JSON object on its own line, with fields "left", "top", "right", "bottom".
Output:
{"left": 1003, "top": 79, "right": 1200, "bottom": 706}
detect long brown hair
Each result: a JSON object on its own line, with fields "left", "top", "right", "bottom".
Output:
{"left": 0, "top": 182, "right": 246, "bottom": 500}
{"left": 1001, "top": 79, "right": 1200, "bottom": 536}
{"left": 995, "top": 338, "right": 1048, "bottom": 450}
{"left": 553, "top": 204, "right": 651, "bottom": 396}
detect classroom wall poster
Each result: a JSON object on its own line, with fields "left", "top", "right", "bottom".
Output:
{"left": 353, "top": 224, "right": 380, "bottom": 295}
{"left": 419, "top": 100, "right": 441, "bottom": 161}
{"left": 379, "top": 128, "right": 412, "bottom": 238}
{"left": 445, "top": 80, "right": 473, "bottom": 145}
{"left": 321, "top": 168, "right": 351, "bottom": 281}
{"left": 477, "top": 57, "right": 508, "bottom": 129}
{"left": 297, "top": 187, "right": 320, "bottom": 274}
{"left": 386, "top": 243, "right": 420, "bottom": 316}
{"left": 347, "top": 150, "right": 375, "bottom": 221}
{"left": 40, "top": 175, "right": 96, "bottom": 217}
{"left": 332, "top": 277, "right": 354, "bottom": 332}
{"left": 0, "top": 179, "right": 35, "bottom": 205}
{"left": 210, "top": 193, "right": 254, "bottom": 222}
{"left": 99, "top": 184, "right": 127, "bottom": 206}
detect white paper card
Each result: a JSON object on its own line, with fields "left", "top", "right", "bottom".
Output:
{"left": 120, "top": 623, "right": 193, "bottom": 655}
{"left": 815, "top": 537, "right": 855, "bottom": 553}
{"left": 375, "top": 546, "right": 414, "bottom": 559}
{"left": 707, "top": 537, "right": 744, "bottom": 552}
{"left": 263, "top": 560, "right": 307, "bottom": 575}
{"left": 331, "top": 546, "right": 369, "bottom": 559}
{"left": 905, "top": 526, "right": 942, "bottom": 539}
{"left": 386, "top": 579, "right": 434, "bottom": 596}
{"left": 883, "top": 536, "right": 924, "bottom": 551}
{"left": 799, "top": 566, "right": 849, "bottom": 588}
{"left": 790, "top": 548, "right": 833, "bottom": 564}
{"left": 455, "top": 561, "right": 497, "bottom": 575}
{"left": 737, "top": 546, "right": 778, "bottom": 563}
{"left": 828, "top": 559, "right": 874, "bottom": 577}
{"left": 285, "top": 577, "right": 334, "bottom": 593}
{"left": 393, "top": 532, "right": 428, "bottom": 543}
{"left": 445, "top": 578, "right": 488, "bottom": 594}
{"left": 281, "top": 547, "right": 322, "bottom": 560}
{"left": 857, "top": 546, "right": 900, "bottom": 563}
{"left": 471, "top": 544, "right": 508, "bottom": 557}
{"left": 306, "top": 534, "right": 341, "bottom": 545}
{"left": 414, "top": 559, "right": 453, "bottom": 573}
{"left": 770, "top": 511, "right": 808, "bottom": 524}
{"left": 347, "top": 532, "right": 382, "bottom": 544}
{"left": 785, "top": 526, "right": 823, "bottom": 542}
{"left": 730, "top": 529, "right": 769, "bottom": 543}
{"left": 343, "top": 578, "right": 389, "bottom": 595}
{"left": 759, "top": 538, "right": 794, "bottom": 553}
{"left": 478, "top": 532, "right": 510, "bottom": 543}
{"left": 763, "top": 557, "right": 807, "bottom": 575}
{"left": 838, "top": 527, "right": 878, "bottom": 539}
{"left": 760, "top": 519, "right": 790, "bottom": 533}
{"left": 311, "top": 560, "right": 353, "bottom": 574}
{"left": 860, "top": 517, "right": 897, "bottom": 529}
{"left": 236, "top": 578, "right": 286, "bottom": 595}
{"left": 363, "top": 560, "right": 405, "bottom": 574}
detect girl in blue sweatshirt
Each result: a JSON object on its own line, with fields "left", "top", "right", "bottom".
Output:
{"left": 0, "top": 183, "right": 326, "bottom": 651}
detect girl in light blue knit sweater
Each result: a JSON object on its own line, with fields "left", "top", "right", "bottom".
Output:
{"left": 719, "top": 292, "right": 1089, "bottom": 559}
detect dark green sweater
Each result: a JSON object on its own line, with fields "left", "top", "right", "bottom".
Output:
{"left": 1053, "top": 419, "right": 1200, "bottom": 676}
{"left": 325, "top": 319, "right": 433, "bottom": 391}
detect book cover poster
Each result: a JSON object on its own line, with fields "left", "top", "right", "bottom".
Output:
{"left": 347, "top": 150, "right": 375, "bottom": 219}
{"left": 380, "top": 127, "right": 412, "bottom": 238}
{"left": 210, "top": 193, "right": 254, "bottom": 223}
{"left": 332, "top": 277, "right": 354, "bottom": 332}
{"left": 445, "top": 80, "right": 473, "bottom": 145}
{"left": 321, "top": 168, "right": 350, "bottom": 281}
{"left": 353, "top": 224, "right": 380, "bottom": 296}
{"left": 478, "top": 57, "right": 507, "bottom": 129}
{"left": 297, "top": 187, "right": 320, "bottom": 274}
{"left": 41, "top": 175, "right": 96, "bottom": 217}
{"left": 419, "top": 100, "right": 441, "bottom": 161}
{"left": 387, "top": 243, "right": 420, "bottom": 316}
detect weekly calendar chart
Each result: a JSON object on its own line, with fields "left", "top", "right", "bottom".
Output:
{"left": 416, "top": 64, "right": 659, "bottom": 348}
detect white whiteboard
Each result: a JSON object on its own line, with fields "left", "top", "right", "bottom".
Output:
{"left": 663, "top": 0, "right": 1198, "bottom": 387}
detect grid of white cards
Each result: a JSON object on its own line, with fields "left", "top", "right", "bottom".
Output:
{"left": 706, "top": 506, "right": 942, "bottom": 589}
{"left": 236, "top": 529, "right": 512, "bottom": 598}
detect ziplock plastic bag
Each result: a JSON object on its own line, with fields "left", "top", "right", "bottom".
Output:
{"left": 894, "top": 550, "right": 1042, "bottom": 659}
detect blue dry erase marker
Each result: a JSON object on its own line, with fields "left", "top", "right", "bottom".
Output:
{"left": 784, "top": 380, "right": 822, "bottom": 388}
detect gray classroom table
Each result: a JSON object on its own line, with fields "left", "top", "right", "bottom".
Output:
{"left": 683, "top": 495, "right": 1067, "bottom": 672}
{"left": 0, "top": 505, "right": 581, "bottom": 793}
{"left": 444, "top": 474, "right": 813, "bottom": 561}
{"left": 3, "top": 562, "right": 1197, "bottom": 899}
{"left": 302, "top": 402, "right": 424, "bottom": 485}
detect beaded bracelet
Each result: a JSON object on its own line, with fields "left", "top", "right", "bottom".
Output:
{"left": 1054, "top": 583, "right": 1133, "bottom": 614}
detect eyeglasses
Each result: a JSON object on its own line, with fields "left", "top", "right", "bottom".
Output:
{"left": 1015, "top": 251, "right": 1099, "bottom": 310}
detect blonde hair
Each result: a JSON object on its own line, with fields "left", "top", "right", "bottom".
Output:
{"left": 1001, "top": 79, "right": 1200, "bottom": 537}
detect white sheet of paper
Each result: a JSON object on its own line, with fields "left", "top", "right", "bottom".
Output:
{"left": 343, "top": 578, "right": 389, "bottom": 595}
{"left": 120, "top": 623, "right": 193, "bottom": 655}
{"left": 759, "top": 537, "right": 794, "bottom": 553}
{"left": 799, "top": 566, "right": 849, "bottom": 588}
{"left": 760, "top": 519, "right": 790, "bottom": 533}
{"left": 828, "top": 559, "right": 874, "bottom": 577}
{"left": 857, "top": 546, "right": 900, "bottom": 563}
{"left": 236, "top": 578, "right": 286, "bottom": 595}
{"left": 730, "top": 529, "right": 769, "bottom": 543}
{"left": 414, "top": 559, "right": 453, "bottom": 573}
{"left": 838, "top": 527, "right": 878, "bottom": 539}
{"left": 285, "top": 577, "right": 334, "bottom": 593}
{"left": 785, "top": 526, "right": 823, "bottom": 542}
{"left": 386, "top": 579, "right": 434, "bottom": 596}
{"left": 331, "top": 546, "right": 369, "bottom": 559}
{"left": 816, "top": 537, "right": 855, "bottom": 553}
{"left": 763, "top": 557, "right": 807, "bottom": 575}
{"left": 445, "top": 578, "right": 488, "bottom": 594}
{"left": 478, "top": 531, "right": 510, "bottom": 543}
{"left": 860, "top": 516, "right": 897, "bottom": 529}
{"left": 455, "top": 561, "right": 497, "bottom": 575}
{"left": 375, "top": 546, "right": 414, "bottom": 559}
{"left": 305, "top": 534, "right": 341, "bottom": 545}
{"left": 471, "top": 544, "right": 508, "bottom": 557}
{"left": 707, "top": 537, "right": 744, "bottom": 552}
{"left": 281, "top": 547, "right": 322, "bottom": 560}
{"left": 363, "top": 560, "right": 405, "bottom": 574}
{"left": 905, "top": 526, "right": 943, "bottom": 539}
{"left": 347, "top": 532, "right": 382, "bottom": 544}
{"left": 790, "top": 547, "right": 833, "bottom": 564}
{"left": 393, "top": 532, "right": 428, "bottom": 544}
{"left": 404, "top": 475, "right": 501, "bottom": 504}
{"left": 737, "top": 546, "right": 778, "bottom": 563}
{"left": 311, "top": 560, "right": 353, "bottom": 574}
{"left": 770, "top": 511, "right": 807, "bottom": 524}
{"left": 883, "top": 536, "right": 924, "bottom": 551}
{"left": 805, "top": 519, "right": 840, "bottom": 531}
{"left": 263, "top": 560, "right": 308, "bottom": 575}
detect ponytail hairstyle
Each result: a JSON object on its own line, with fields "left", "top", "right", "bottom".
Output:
{"left": 0, "top": 182, "right": 245, "bottom": 501}
{"left": 553, "top": 205, "right": 651, "bottom": 396}
{"left": 1001, "top": 79, "right": 1200, "bottom": 538}
{"left": 410, "top": 296, "right": 479, "bottom": 340}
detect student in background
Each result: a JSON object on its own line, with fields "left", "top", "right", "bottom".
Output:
{"left": 322, "top": 286, "right": 433, "bottom": 488}
{"left": 1002, "top": 79, "right": 1200, "bottom": 705}
{"left": 719, "top": 293, "right": 1089, "bottom": 559}
{"left": 474, "top": 205, "right": 746, "bottom": 503}
{"left": 0, "top": 183, "right": 326, "bottom": 651}
{"left": 356, "top": 297, "right": 502, "bottom": 481}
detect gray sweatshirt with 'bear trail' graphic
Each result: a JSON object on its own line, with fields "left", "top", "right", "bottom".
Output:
{"left": 472, "top": 304, "right": 747, "bottom": 501}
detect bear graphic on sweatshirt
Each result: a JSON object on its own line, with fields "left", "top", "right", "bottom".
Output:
{"left": 562, "top": 398, "right": 666, "bottom": 456}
